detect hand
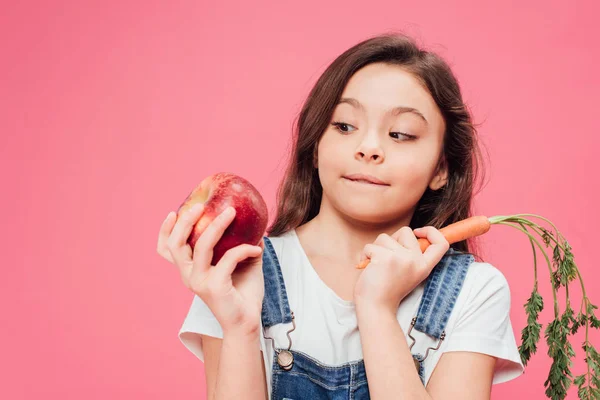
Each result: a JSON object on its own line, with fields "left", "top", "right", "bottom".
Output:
{"left": 353, "top": 226, "right": 450, "bottom": 315}
{"left": 156, "top": 204, "right": 265, "bottom": 335}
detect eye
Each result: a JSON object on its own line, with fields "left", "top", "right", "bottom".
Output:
{"left": 390, "top": 132, "right": 417, "bottom": 141}
{"left": 331, "top": 121, "right": 356, "bottom": 134}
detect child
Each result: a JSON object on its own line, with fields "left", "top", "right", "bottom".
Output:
{"left": 158, "top": 33, "right": 525, "bottom": 399}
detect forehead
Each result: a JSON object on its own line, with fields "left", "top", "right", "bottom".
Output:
{"left": 337, "top": 63, "right": 443, "bottom": 126}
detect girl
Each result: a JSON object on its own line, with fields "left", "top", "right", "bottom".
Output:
{"left": 157, "top": 33, "right": 525, "bottom": 399}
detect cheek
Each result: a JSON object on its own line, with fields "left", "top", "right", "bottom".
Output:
{"left": 392, "top": 156, "right": 432, "bottom": 186}
{"left": 317, "top": 133, "right": 344, "bottom": 170}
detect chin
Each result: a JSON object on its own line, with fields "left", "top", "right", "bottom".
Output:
{"left": 337, "top": 201, "right": 394, "bottom": 225}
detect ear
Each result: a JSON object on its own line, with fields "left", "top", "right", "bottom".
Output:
{"left": 429, "top": 157, "right": 448, "bottom": 191}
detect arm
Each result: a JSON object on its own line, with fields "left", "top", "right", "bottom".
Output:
{"left": 356, "top": 306, "right": 496, "bottom": 400}
{"left": 201, "top": 328, "right": 268, "bottom": 400}
{"left": 426, "top": 351, "right": 495, "bottom": 399}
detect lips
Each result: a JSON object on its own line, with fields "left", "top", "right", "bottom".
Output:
{"left": 345, "top": 178, "right": 387, "bottom": 186}
{"left": 343, "top": 174, "right": 389, "bottom": 186}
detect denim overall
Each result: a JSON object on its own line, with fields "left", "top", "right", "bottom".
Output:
{"left": 260, "top": 235, "right": 474, "bottom": 400}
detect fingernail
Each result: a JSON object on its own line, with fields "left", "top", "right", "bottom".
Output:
{"left": 192, "top": 203, "right": 203, "bottom": 212}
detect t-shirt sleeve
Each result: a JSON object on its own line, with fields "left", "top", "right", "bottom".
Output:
{"left": 178, "top": 295, "right": 224, "bottom": 362}
{"left": 443, "top": 262, "right": 525, "bottom": 384}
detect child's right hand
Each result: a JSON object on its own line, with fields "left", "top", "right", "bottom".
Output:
{"left": 156, "top": 204, "right": 265, "bottom": 336}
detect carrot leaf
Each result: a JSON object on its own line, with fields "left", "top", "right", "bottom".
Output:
{"left": 519, "top": 287, "right": 544, "bottom": 366}
{"left": 544, "top": 317, "right": 575, "bottom": 399}
{"left": 489, "top": 214, "right": 599, "bottom": 399}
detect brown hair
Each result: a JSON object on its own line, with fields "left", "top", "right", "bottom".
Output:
{"left": 267, "top": 32, "right": 489, "bottom": 261}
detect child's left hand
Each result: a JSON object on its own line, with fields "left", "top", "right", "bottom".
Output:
{"left": 353, "top": 226, "right": 450, "bottom": 315}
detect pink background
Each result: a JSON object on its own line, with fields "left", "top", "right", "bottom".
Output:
{"left": 2, "top": 0, "right": 599, "bottom": 398}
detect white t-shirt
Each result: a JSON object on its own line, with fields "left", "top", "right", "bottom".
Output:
{"left": 179, "top": 229, "right": 524, "bottom": 399}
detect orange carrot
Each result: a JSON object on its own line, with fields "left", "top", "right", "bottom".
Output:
{"left": 356, "top": 215, "right": 491, "bottom": 269}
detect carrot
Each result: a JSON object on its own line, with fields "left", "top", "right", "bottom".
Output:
{"left": 355, "top": 215, "right": 491, "bottom": 269}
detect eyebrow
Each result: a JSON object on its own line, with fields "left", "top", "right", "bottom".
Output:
{"left": 337, "top": 97, "right": 428, "bottom": 125}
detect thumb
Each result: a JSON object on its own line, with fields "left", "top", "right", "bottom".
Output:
{"left": 360, "top": 243, "right": 378, "bottom": 263}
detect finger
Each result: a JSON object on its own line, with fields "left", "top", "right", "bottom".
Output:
{"left": 394, "top": 226, "right": 420, "bottom": 251}
{"left": 193, "top": 206, "right": 237, "bottom": 268}
{"left": 212, "top": 243, "right": 263, "bottom": 279}
{"left": 373, "top": 233, "right": 404, "bottom": 252}
{"left": 360, "top": 243, "right": 388, "bottom": 264}
{"left": 157, "top": 211, "right": 177, "bottom": 262}
{"left": 168, "top": 203, "right": 205, "bottom": 249}
{"left": 158, "top": 211, "right": 177, "bottom": 244}
{"left": 190, "top": 208, "right": 236, "bottom": 275}
{"left": 414, "top": 226, "right": 450, "bottom": 268}
{"left": 168, "top": 204, "right": 205, "bottom": 269}
{"left": 255, "top": 238, "right": 265, "bottom": 253}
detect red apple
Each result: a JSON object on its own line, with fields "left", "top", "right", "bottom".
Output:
{"left": 177, "top": 172, "right": 268, "bottom": 266}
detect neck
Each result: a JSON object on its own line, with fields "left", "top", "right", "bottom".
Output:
{"left": 296, "top": 201, "right": 415, "bottom": 266}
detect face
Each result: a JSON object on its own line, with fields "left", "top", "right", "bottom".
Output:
{"left": 315, "top": 62, "right": 448, "bottom": 225}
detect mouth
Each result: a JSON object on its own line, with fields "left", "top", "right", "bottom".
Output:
{"left": 343, "top": 177, "right": 390, "bottom": 186}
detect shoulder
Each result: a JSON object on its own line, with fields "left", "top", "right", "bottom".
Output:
{"left": 462, "top": 261, "right": 512, "bottom": 307}
{"left": 264, "top": 229, "right": 293, "bottom": 246}
{"left": 263, "top": 231, "right": 303, "bottom": 281}
{"left": 449, "top": 260, "right": 514, "bottom": 335}
{"left": 264, "top": 230, "right": 299, "bottom": 264}
{"left": 467, "top": 260, "right": 509, "bottom": 284}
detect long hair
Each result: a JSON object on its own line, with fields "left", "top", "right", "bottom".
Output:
{"left": 267, "top": 33, "right": 489, "bottom": 261}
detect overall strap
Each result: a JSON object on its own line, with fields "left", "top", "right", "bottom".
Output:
{"left": 414, "top": 248, "right": 474, "bottom": 339}
{"left": 260, "top": 236, "right": 293, "bottom": 328}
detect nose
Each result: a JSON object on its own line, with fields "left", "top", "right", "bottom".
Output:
{"left": 355, "top": 131, "right": 384, "bottom": 163}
